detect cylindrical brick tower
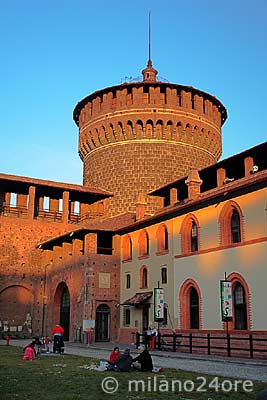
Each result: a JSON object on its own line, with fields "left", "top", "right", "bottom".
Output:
{"left": 73, "top": 60, "right": 227, "bottom": 216}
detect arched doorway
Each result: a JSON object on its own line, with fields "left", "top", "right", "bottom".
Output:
{"left": 60, "top": 286, "right": 70, "bottom": 340}
{"left": 95, "top": 304, "right": 110, "bottom": 342}
{"left": 189, "top": 287, "right": 199, "bottom": 329}
{"left": 234, "top": 283, "right": 247, "bottom": 330}
{"left": 179, "top": 279, "right": 202, "bottom": 330}
{"left": 54, "top": 283, "right": 70, "bottom": 340}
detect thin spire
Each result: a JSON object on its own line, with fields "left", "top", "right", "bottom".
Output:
{"left": 142, "top": 10, "right": 158, "bottom": 81}
{"left": 148, "top": 10, "right": 151, "bottom": 63}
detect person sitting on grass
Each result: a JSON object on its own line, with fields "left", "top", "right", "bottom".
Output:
{"left": 108, "top": 348, "right": 133, "bottom": 372}
{"left": 132, "top": 349, "right": 153, "bottom": 372}
{"left": 109, "top": 346, "right": 120, "bottom": 363}
{"left": 23, "top": 339, "right": 36, "bottom": 361}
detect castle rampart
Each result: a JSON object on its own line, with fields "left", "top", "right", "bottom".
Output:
{"left": 74, "top": 66, "right": 227, "bottom": 216}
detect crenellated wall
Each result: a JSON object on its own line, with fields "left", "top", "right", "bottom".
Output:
{"left": 74, "top": 82, "right": 226, "bottom": 215}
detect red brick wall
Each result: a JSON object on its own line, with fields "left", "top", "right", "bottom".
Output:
{"left": 0, "top": 214, "right": 70, "bottom": 336}
{"left": 45, "top": 253, "right": 120, "bottom": 342}
{"left": 83, "top": 142, "right": 216, "bottom": 215}
{"left": 77, "top": 83, "right": 224, "bottom": 216}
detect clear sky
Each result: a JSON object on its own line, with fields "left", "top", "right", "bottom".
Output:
{"left": 1, "top": 0, "right": 266, "bottom": 184}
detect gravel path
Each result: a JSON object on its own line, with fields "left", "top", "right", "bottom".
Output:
{"left": 65, "top": 345, "right": 267, "bottom": 383}
{"left": 2, "top": 340, "right": 267, "bottom": 383}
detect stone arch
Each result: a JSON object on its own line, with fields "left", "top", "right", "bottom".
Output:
{"left": 99, "top": 125, "right": 109, "bottom": 144}
{"left": 155, "top": 120, "right": 163, "bottom": 138}
{"left": 0, "top": 285, "right": 34, "bottom": 331}
{"left": 122, "top": 234, "right": 132, "bottom": 261}
{"left": 145, "top": 119, "right": 154, "bottom": 138}
{"left": 140, "top": 265, "right": 149, "bottom": 289}
{"left": 136, "top": 120, "right": 144, "bottom": 139}
{"left": 117, "top": 121, "right": 124, "bottom": 140}
{"left": 218, "top": 201, "right": 244, "bottom": 246}
{"left": 166, "top": 120, "right": 173, "bottom": 139}
{"left": 53, "top": 282, "right": 70, "bottom": 340}
{"left": 92, "top": 128, "right": 101, "bottom": 147}
{"left": 108, "top": 123, "right": 116, "bottom": 142}
{"left": 179, "top": 278, "right": 202, "bottom": 329}
{"left": 176, "top": 121, "right": 183, "bottom": 137}
{"left": 156, "top": 223, "right": 169, "bottom": 252}
{"left": 185, "top": 123, "right": 191, "bottom": 134}
{"left": 139, "top": 229, "right": 149, "bottom": 256}
{"left": 226, "top": 272, "right": 251, "bottom": 330}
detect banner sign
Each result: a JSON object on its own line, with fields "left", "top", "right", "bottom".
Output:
{"left": 220, "top": 280, "right": 233, "bottom": 321}
{"left": 154, "top": 287, "right": 164, "bottom": 321}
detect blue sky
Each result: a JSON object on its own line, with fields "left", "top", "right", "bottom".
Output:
{"left": 1, "top": 0, "right": 266, "bottom": 184}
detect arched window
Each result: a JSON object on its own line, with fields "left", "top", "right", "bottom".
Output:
{"left": 122, "top": 235, "right": 132, "bottom": 261}
{"left": 189, "top": 287, "right": 199, "bottom": 329}
{"left": 156, "top": 224, "right": 169, "bottom": 253}
{"left": 234, "top": 283, "right": 247, "bottom": 330}
{"left": 191, "top": 221, "right": 198, "bottom": 252}
{"left": 219, "top": 201, "right": 243, "bottom": 246}
{"left": 180, "top": 215, "right": 200, "bottom": 254}
{"left": 231, "top": 209, "right": 241, "bottom": 243}
{"left": 140, "top": 266, "right": 148, "bottom": 289}
{"left": 139, "top": 230, "right": 149, "bottom": 257}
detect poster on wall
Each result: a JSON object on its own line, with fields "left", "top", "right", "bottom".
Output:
{"left": 220, "top": 280, "right": 233, "bottom": 321}
{"left": 154, "top": 287, "right": 164, "bottom": 321}
{"left": 83, "top": 319, "right": 95, "bottom": 332}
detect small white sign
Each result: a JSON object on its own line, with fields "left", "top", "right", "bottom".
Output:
{"left": 154, "top": 288, "right": 164, "bottom": 321}
{"left": 220, "top": 280, "right": 233, "bottom": 321}
{"left": 83, "top": 319, "right": 95, "bottom": 331}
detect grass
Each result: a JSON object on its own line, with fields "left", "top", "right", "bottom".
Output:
{"left": 0, "top": 345, "right": 266, "bottom": 400}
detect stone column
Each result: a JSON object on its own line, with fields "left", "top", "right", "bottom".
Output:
{"left": 84, "top": 233, "right": 97, "bottom": 254}
{"left": 62, "top": 191, "right": 69, "bottom": 223}
{"left": 244, "top": 157, "right": 254, "bottom": 176}
{"left": 28, "top": 186, "right": 36, "bottom": 219}
{"left": 185, "top": 169, "right": 203, "bottom": 201}
{"left": 217, "top": 168, "right": 226, "bottom": 187}
{"left": 170, "top": 188, "right": 178, "bottom": 205}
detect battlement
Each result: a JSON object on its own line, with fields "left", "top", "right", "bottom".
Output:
{"left": 74, "top": 72, "right": 227, "bottom": 216}
{"left": 74, "top": 82, "right": 226, "bottom": 127}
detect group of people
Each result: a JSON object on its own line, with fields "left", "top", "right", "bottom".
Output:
{"left": 23, "top": 324, "right": 65, "bottom": 361}
{"left": 108, "top": 346, "right": 153, "bottom": 372}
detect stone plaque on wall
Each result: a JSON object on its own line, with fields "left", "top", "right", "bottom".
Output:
{"left": 99, "top": 273, "right": 110, "bottom": 288}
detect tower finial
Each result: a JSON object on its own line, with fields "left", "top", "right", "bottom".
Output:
{"left": 142, "top": 10, "right": 158, "bottom": 81}
{"left": 148, "top": 10, "right": 151, "bottom": 65}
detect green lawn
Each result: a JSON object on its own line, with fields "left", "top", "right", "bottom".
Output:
{"left": 0, "top": 346, "right": 265, "bottom": 400}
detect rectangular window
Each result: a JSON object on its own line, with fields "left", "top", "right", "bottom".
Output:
{"left": 123, "top": 308, "right": 131, "bottom": 326}
{"left": 126, "top": 274, "right": 131, "bottom": 289}
{"left": 161, "top": 267, "right": 167, "bottom": 284}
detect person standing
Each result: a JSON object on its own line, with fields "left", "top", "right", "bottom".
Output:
{"left": 52, "top": 324, "right": 64, "bottom": 354}
{"left": 144, "top": 326, "right": 152, "bottom": 349}
{"left": 150, "top": 326, "right": 158, "bottom": 350}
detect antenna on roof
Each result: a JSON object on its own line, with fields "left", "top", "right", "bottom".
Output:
{"left": 148, "top": 10, "right": 151, "bottom": 64}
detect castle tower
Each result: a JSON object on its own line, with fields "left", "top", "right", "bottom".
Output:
{"left": 73, "top": 61, "right": 227, "bottom": 216}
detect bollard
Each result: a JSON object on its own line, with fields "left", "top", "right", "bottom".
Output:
{"left": 6, "top": 335, "right": 10, "bottom": 346}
